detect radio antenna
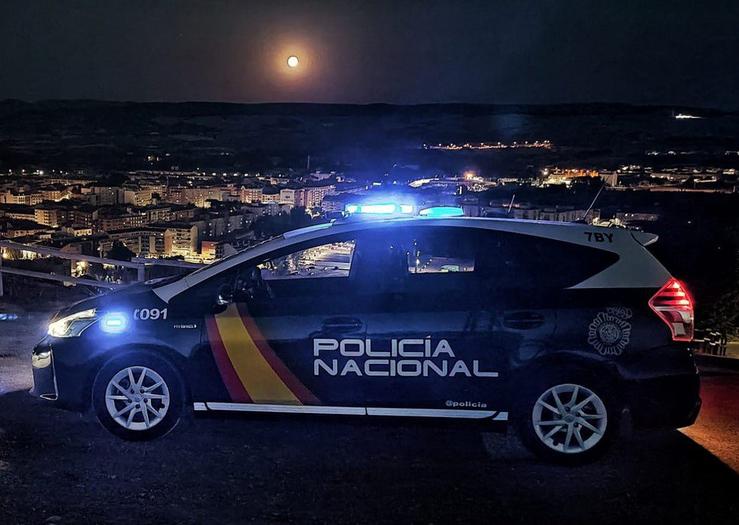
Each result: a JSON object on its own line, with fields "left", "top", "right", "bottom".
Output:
{"left": 507, "top": 193, "right": 516, "bottom": 214}
{"left": 579, "top": 181, "right": 606, "bottom": 222}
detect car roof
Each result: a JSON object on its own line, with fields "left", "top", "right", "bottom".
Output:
{"left": 152, "top": 216, "right": 666, "bottom": 302}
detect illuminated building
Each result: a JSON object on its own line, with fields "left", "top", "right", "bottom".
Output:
{"left": 240, "top": 187, "right": 263, "bottom": 203}
{"left": 100, "top": 227, "right": 167, "bottom": 258}
{"left": 163, "top": 223, "right": 199, "bottom": 259}
{"left": 0, "top": 191, "right": 44, "bottom": 205}
{"left": 34, "top": 205, "right": 71, "bottom": 227}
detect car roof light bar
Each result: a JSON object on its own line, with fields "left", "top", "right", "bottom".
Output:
{"left": 418, "top": 206, "right": 465, "bottom": 218}
{"left": 343, "top": 203, "right": 465, "bottom": 219}
{"left": 344, "top": 203, "right": 415, "bottom": 216}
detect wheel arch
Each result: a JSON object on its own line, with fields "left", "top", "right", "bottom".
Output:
{"left": 510, "top": 351, "right": 625, "bottom": 402}
{"left": 84, "top": 343, "right": 191, "bottom": 411}
{"left": 510, "top": 351, "right": 625, "bottom": 463}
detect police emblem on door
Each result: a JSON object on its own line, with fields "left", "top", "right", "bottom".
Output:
{"left": 587, "top": 308, "right": 632, "bottom": 356}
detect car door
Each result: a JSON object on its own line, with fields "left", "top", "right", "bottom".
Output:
{"left": 473, "top": 230, "right": 559, "bottom": 408}
{"left": 200, "top": 232, "right": 392, "bottom": 409}
{"left": 358, "top": 226, "right": 505, "bottom": 413}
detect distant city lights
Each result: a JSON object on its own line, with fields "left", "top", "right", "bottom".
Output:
{"left": 423, "top": 140, "right": 552, "bottom": 151}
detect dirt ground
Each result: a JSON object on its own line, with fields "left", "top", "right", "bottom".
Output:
{"left": 1, "top": 314, "right": 737, "bottom": 525}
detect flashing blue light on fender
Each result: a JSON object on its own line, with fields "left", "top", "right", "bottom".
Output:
{"left": 418, "top": 206, "right": 465, "bottom": 218}
{"left": 100, "top": 312, "right": 129, "bottom": 334}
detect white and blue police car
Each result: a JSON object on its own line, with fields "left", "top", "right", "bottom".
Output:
{"left": 31, "top": 204, "right": 700, "bottom": 462}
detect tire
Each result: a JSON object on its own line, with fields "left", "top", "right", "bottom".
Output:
{"left": 514, "top": 369, "right": 617, "bottom": 464}
{"left": 92, "top": 352, "right": 184, "bottom": 441}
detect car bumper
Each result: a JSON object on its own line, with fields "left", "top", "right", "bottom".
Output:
{"left": 625, "top": 372, "right": 701, "bottom": 429}
{"left": 31, "top": 339, "right": 91, "bottom": 411}
{"left": 30, "top": 341, "right": 58, "bottom": 401}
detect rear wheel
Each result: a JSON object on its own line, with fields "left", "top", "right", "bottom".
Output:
{"left": 516, "top": 373, "right": 616, "bottom": 463}
{"left": 92, "top": 353, "right": 184, "bottom": 440}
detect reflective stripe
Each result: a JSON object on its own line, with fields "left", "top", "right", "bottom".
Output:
{"left": 205, "top": 402, "right": 365, "bottom": 415}
{"left": 366, "top": 407, "right": 497, "bottom": 419}
{"left": 235, "top": 303, "right": 319, "bottom": 404}
{"left": 205, "top": 315, "right": 251, "bottom": 402}
{"left": 213, "top": 304, "right": 301, "bottom": 404}
{"left": 195, "top": 402, "right": 508, "bottom": 421}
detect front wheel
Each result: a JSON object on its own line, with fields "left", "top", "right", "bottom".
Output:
{"left": 92, "top": 353, "right": 184, "bottom": 440}
{"left": 516, "top": 375, "right": 615, "bottom": 464}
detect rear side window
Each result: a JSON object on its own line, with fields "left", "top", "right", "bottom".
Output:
{"left": 354, "top": 226, "right": 617, "bottom": 290}
{"left": 407, "top": 231, "right": 475, "bottom": 274}
{"left": 476, "top": 230, "right": 619, "bottom": 289}
{"left": 349, "top": 227, "right": 478, "bottom": 294}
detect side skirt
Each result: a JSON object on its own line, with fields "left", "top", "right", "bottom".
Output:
{"left": 194, "top": 402, "right": 508, "bottom": 421}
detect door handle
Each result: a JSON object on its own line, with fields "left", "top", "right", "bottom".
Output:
{"left": 322, "top": 317, "right": 363, "bottom": 333}
{"left": 503, "top": 311, "right": 545, "bottom": 330}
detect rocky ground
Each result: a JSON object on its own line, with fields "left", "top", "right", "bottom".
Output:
{"left": 0, "top": 314, "right": 737, "bottom": 525}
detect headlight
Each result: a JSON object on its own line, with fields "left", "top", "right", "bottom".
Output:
{"left": 47, "top": 308, "right": 97, "bottom": 338}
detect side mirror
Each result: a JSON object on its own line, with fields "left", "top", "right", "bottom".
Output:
{"left": 216, "top": 283, "right": 234, "bottom": 306}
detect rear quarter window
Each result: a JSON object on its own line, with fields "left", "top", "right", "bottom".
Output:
{"left": 476, "top": 230, "right": 619, "bottom": 289}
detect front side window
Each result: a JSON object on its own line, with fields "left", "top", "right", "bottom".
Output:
{"left": 258, "top": 240, "right": 356, "bottom": 280}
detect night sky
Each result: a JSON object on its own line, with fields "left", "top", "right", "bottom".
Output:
{"left": 1, "top": 0, "right": 738, "bottom": 108}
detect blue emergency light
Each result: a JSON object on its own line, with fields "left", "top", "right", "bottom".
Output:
{"left": 344, "top": 202, "right": 464, "bottom": 218}
{"left": 100, "top": 312, "right": 129, "bottom": 334}
{"left": 344, "top": 203, "right": 414, "bottom": 215}
{"left": 418, "top": 206, "right": 465, "bottom": 218}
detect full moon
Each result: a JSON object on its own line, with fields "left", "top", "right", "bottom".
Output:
{"left": 287, "top": 55, "right": 299, "bottom": 68}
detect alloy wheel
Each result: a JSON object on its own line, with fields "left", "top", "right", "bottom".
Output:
{"left": 531, "top": 383, "right": 608, "bottom": 454}
{"left": 105, "top": 366, "right": 170, "bottom": 431}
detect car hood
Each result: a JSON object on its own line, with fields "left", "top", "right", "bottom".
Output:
{"left": 52, "top": 284, "right": 167, "bottom": 320}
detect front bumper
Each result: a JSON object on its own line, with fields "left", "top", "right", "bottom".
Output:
{"left": 30, "top": 341, "right": 58, "bottom": 401}
{"left": 31, "top": 339, "right": 92, "bottom": 410}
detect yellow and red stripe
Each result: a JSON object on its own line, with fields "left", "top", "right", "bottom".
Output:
{"left": 205, "top": 303, "right": 319, "bottom": 405}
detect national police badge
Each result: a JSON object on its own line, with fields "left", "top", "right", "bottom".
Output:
{"left": 587, "top": 307, "right": 632, "bottom": 356}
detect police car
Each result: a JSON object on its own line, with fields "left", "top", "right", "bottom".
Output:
{"left": 31, "top": 205, "right": 701, "bottom": 462}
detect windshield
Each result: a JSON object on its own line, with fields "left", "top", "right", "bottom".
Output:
{"left": 185, "top": 234, "right": 285, "bottom": 279}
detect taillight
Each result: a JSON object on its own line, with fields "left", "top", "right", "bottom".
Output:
{"left": 648, "top": 278, "right": 694, "bottom": 342}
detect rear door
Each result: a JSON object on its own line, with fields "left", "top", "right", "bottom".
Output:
{"left": 470, "top": 229, "right": 560, "bottom": 408}
{"left": 360, "top": 226, "right": 505, "bottom": 413}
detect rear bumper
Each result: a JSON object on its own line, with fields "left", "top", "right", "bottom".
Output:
{"left": 624, "top": 372, "right": 701, "bottom": 429}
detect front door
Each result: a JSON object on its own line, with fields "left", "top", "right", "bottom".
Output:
{"left": 204, "top": 234, "right": 379, "bottom": 408}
